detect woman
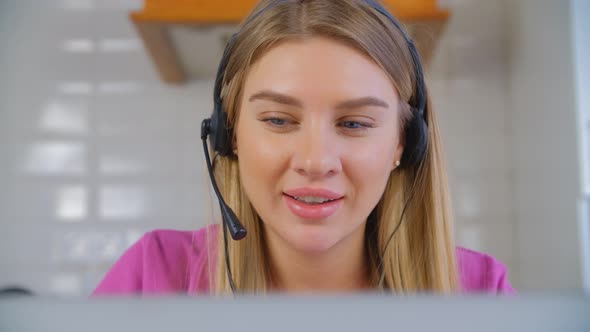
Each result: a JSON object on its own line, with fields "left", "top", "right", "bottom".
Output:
{"left": 94, "top": 0, "right": 515, "bottom": 295}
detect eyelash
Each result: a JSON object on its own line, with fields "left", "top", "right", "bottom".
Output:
{"left": 260, "top": 117, "right": 375, "bottom": 130}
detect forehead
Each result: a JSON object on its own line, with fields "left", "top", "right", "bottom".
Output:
{"left": 242, "top": 36, "right": 400, "bottom": 105}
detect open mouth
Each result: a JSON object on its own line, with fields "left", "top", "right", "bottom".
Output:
{"left": 284, "top": 193, "right": 341, "bottom": 205}
{"left": 282, "top": 193, "right": 344, "bottom": 220}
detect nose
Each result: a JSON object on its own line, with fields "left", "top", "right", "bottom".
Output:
{"left": 292, "top": 120, "right": 342, "bottom": 179}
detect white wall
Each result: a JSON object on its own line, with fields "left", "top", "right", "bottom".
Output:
{"left": 507, "top": 0, "right": 583, "bottom": 290}
{"left": 571, "top": 0, "right": 590, "bottom": 292}
{"left": 429, "top": 0, "right": 516, "bottom": 285}
{"left": 0, "top": 0, "right": 215, "bottom": 295}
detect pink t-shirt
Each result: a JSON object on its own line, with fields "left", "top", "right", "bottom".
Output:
{"left": 93, "top": 225, "right": 516, "bottom": 295}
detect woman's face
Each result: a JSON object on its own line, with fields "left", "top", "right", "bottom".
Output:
{"left": 235, "top": 36, "right": 404, "bottom": 254}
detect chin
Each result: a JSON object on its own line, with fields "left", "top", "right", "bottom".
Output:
{"left": 285, "top": 223, "right": 342, "bottom": 254}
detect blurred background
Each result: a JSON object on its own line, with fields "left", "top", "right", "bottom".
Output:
{"left": 0, "top": 0, "right": 588, "bottom": 296}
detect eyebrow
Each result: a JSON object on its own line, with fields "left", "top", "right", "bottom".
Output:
{"left": 248, "top": 90, "right": 390, "bottom": 110}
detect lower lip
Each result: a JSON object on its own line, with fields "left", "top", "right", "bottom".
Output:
{"left": 283, "top": 194, "right": 343, "bottom": 220}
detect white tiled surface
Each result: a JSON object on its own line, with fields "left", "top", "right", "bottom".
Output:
{"left": 573, "top": 0, "right": 590, "bottom": 292}
{"left": 0, "top": 0, "right": 213, "bottom": 296}
{"left": 0, "top": 0, "right": 585, "bottom": 295}
{"left": 507, "top": 0, "right": 586, "bottom": 290}
{"left": 430, "top": 0, "right": 516, "bottom": 285}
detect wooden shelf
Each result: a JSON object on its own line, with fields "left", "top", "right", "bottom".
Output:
{"left": 130, "top": 0, "right": 449, "bottom": 84}
{"left": 131, "top": 0, "right": 448, "bottom": 23}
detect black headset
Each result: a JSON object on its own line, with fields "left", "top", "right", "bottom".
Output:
{"left": 200, "top": 0, "right": 429, "bottom": 291}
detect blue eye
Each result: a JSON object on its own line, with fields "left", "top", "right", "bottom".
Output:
{"left": 341, "top": 121, "right": 364, "bottom": 129}
{"left": 269, "top": 118, "right": 287, "bottom": 126}
{"left": 266, "top": 118, "right": 288, "bottom": 126}
{"left": 260, "top": 117, "right": 293, "bottom": 128}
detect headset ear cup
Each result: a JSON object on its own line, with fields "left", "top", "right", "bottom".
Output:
{"left": 400, "top": 109, "right": 428, "bottom": 168}
{"left": 210, "top": 102, "right": 234, "bottom": 157}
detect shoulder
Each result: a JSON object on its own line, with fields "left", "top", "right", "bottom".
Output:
{"left": 141, "top": 228, "right": 203, "bottom": 258}
{"left": 92, "top": 225, "right": 219, "bottom": 296}
{"left": 456, "top": 246, "right": 516, "bottom": 294}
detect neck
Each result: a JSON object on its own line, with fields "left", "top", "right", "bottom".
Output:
{"left": 264, "top": 225, "right": 371, "bottom": 293}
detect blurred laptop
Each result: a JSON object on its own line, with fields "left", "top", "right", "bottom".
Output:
{"left": 1, "top": 293, "right": 589, "bottom": 332}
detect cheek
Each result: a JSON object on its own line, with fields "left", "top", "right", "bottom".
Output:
{"left": 235, "top": 120, "right": 290, "bottom": 199}
{"left": 345, "top": 140, "right": 397, "bottom": 202}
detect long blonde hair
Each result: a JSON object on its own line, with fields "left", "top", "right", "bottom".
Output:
{"left": 208, "top": 0, "right": 459, "bottom": 294}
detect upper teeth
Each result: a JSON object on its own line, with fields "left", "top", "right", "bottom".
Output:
{"left": 294, "top": 196, "right": 333, "bottom": 204}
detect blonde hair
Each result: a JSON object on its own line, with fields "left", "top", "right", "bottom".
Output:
{"left": 208, "top": 0, "right": 459, "bottom": 294}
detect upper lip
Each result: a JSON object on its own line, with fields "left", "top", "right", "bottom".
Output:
{"left": 283, "top": 187, "right": 344, "bottom": 200}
